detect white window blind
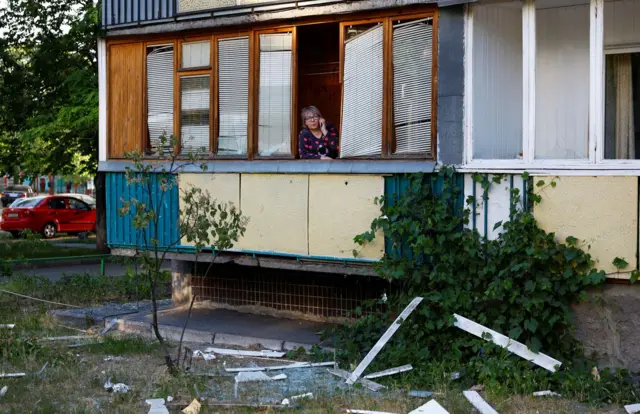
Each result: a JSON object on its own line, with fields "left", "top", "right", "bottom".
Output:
{"left": 341, "top": 25, "right": 384, "bottom": 158}
{"left": 147, "top": 45, "right": 174, "bottom": 153}
{"left": 218, "top": 36, "right": 249, "bottom": 156}
{"left": 181, "top": 40, "right": 211, "bottom": 69}
{"left": 180, "top": 75, "right": 210, "bottom": 153}
{"left": 258, "top": 33, "right": 292, "bottom": 156}
{"left": 392, "top": 19, "right": 433, "bottom": 155}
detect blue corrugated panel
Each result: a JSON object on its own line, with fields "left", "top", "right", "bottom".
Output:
{"left": 102, "top": 0, "right": 176, "bottom": 27}
{"left": 383, "top": 173, "right": 465, "bottom": 257}
{"left": 106, "top": 172, "right": 180, "bottom": 250}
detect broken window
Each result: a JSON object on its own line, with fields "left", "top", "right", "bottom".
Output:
{"left": 391, "top": 18, "right": 434, "bottom": 155}
{"left": 258, "top": 32, "right": 293, "bottom": 157}
{"left": 180, "top": 75, "right": 211, "bottom": 154}
{"left": 146, "top": 44, "right": 174, "bottom": 155}
{"left": 217, "top": 36, "right": 249, "bottom": 156}
{"left": 340, "top": 23, "right": 384, "bottom": 158}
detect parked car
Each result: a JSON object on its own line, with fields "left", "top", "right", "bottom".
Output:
{"left": 1, "top": 185, "right": 35, "bottom": 207}
{"left": 0, "top": 195, "right": 96, "bottom": 239}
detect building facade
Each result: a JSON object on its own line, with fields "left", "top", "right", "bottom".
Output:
{"left": 99, "top": 0, "right": 640, "bottom": 321}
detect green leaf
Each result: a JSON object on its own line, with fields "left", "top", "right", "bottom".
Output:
{"left": 630, "top": 270, "right": 639, "bottom": 284}
{"left": 612, "top": 257, "right": 629, "bottom": 270}
{"left": 508, "top": 326, "right": 523, "bottom": 340}
{"left": 536, "top": 180, "right": 545, "bottom": 187}
{"left": 565, "top": 236, "right": 578, "bottom": 246}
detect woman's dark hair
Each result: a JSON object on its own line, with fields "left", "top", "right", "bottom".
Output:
{"left": 300, "top": 106, "right": 322, "bottom": 127}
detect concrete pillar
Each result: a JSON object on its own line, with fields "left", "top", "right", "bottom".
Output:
{"left": 171, "top": 259, "right": 193, "bottom": 307}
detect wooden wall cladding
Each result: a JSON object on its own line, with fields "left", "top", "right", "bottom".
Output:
{"left": 108, "top": 42, "right": 144, "bottom": 158}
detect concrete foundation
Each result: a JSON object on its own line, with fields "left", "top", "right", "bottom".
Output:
{"left": 171, "top": 259, "right": 193, "bottom": 307}
{"left": 573, "top": 284, "right": 640, "bottom": 372}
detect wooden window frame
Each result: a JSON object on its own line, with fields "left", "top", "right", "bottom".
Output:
{"left": 213, "top": 32, "right": 252, "bottom": 160}
{"left": 252, "top": 27, "right": 298, "bottom": 160}
{"left": 110, "top": 5, "right": 440, "bottom": 162}
{"left": 339, "top": 12, "right": 438, "bottom": 160}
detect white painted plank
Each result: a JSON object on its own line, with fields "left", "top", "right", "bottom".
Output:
{"left": 0, "top": 324, "right": 15, "bottom": 329}
{"left": 533, "top": 390, "right": 561, "bottom": 397}
{"left": 205, "top": 347, "right": 285, "bottom": 358}
{"left": 346, "top": 410, "right": 398, "bottom": 414}
{"left": 327, "top": 368, "right": 385, "bottom": 392}
{"left": 0, "top": 373, "right": 25, "bottom": 378}
{"left": 234, "top": 371, "right": 287, "bottom": 383}
{"left": 625, "top": 403, "right": 640, "bottom": 414}
{"left": 364, "top": 364, "right": 413, "bottom": 379}
{"left": 463, "top": 391, "right": 499, "bottom": 414}
{"left": 225, "top": 361, "right": 335, "bottom": 373}
{"left": 453, "top": 314, "right": 562, "bottom": 372}
{"left": 409, "top": 399, "right": 449, "bottom": 414}
{"left": 346, "top": 297, "right": 423, "bottom": 384}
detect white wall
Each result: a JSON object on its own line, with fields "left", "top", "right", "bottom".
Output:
{"left": 535, "top": 4, "right": 590, "bottom": 160}
{"left": 472, "top": 3, "right": 523, "bottom": 160}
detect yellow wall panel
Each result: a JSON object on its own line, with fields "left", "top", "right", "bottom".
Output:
{"left": 309, "top": 175, "right": 384, "bottom": 260}
{"left": 533, "top": 176, "right": 637, "bottom": 275}
{"left": 236, "top": 174, "right": 309, "bottom": 255}
{"left": 178, "top": 174, "right": 241, "bottom": 246}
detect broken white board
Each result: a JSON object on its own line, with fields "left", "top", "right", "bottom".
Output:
{"left": 225, "top": 361, "right": 335, "bottom": 373}
{"left": 0, "top": 324, "right": 15, "bottom": 329}
{"left": 234, "top": 371, "right": 286, "bottom": 383}
{"left": 463, "top": 391, "right": 499, "bottom": 414}
{"left": 327, "top": 368, "right": 385, "bottom": 392}
{"left": 347, "top": 297, "right": 423, "bottom": 384}
{"left": 453, "top": 314, "right": 562, "bottom": 373}
{"left": 532, "top": 390, "right": 561, "bottom": 397}
{"left": 193, "top": 350, "right": 215, "bottom": 361}
{"left": 625, "top": 403, "right": 640, "bottom": 414}
{"left": 346, "top": 410, "right": 399, "bottom": 414}
{"left": 205, "top": 347, "right": 285, "bottom": 358}
{"left": 101, "top": 319, "right": 118, "bottom": 335}
{"left": 364, "top": 364, "right": 413, "bottom": 380}
{"left": 0, "top": 373, "right": 25, "bottom": 378}
{"left": 408, "top": 400, "right": 449, "bottom": 414}
{"left": 146, "top": 398, "right": 169, "bottom": 414}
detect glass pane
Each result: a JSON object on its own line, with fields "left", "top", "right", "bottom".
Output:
{"left": 181, "top": 40, "right": 211, "bottom": 69}
{"left": 146, "top": 45, "right": 174, "bottom": 154}
{"left": 218, "top": 37, "right": 249, "bottom": 156}
{"left": 180, "top": 75, "right": 211, "bottom": 154}
{"left": 535, "top": 2, "right": 589, "bottom": 160}
{"left": 392, "top": 18, "right": 433, "bottom": 155}
{"left": 258, "top": 33, "right": 292, "bottom": 156}
{"left": 472, "top": 2, "right": 523, "bottom": 160}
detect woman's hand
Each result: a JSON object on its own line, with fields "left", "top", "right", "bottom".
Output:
{"left": 319, "top": 118, "right": 328, "bottom": 135}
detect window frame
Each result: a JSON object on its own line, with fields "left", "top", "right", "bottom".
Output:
{"left": 110, "top": 5, "right": 439, "bottom": 162}
{"left": 252, "top": 27, "right": 298, "bottom": 160}
{"left": 463, "top": 0, "right": 640, "bottom": 172}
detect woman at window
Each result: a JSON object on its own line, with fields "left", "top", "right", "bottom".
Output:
{"left": 298, "top": 106, "right": 339, "bottom": 159}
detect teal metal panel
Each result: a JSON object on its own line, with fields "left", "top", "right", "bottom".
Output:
{"left": 383, "top": 173, "right": 465, "bottom": 257}
{"left": 106, "top": 172, "right": 179, "bottom": 250}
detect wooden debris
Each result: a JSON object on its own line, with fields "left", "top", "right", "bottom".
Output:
{"left": 101, "top": 319, "right": 118, "bottom": 335}
{"left": 182, "top": 398, "right": 201, "bottom": 414}
{"left": 225, "top": 361, "right": 335, "bottom": 373}
{"left": 0, "top": 386, "right": 7, "bottom": 398}
{"left": 282, "top": 392, "right": 314, "bottom": 406}
{"left": 532, "top": 390, "right": 561, "bottom": 397}
{"left": 347, "top": 297, "right": 423, "bottom": 385}
{"left": 625, "top": 403, "right": 640, "bottom": 414}
{"left": 0, "top": 324, "right": 15, "bottom": 329}
{"left": 409, "top": 400, "right": 449, "bottom": 414}
{"left": 234, "top": 371, "right": 287, "bottom": 383}
{"left": 0, "top": 373, "right": 25, "bottom": 378}
{"left": 38, "top": 335, "right": 95, "bottom": 342}
{"left": 327, "top": 368, "right": 385, "bottom": 392}
{"left": 204, "top": 347, "right": 285, "bottom": 358}
{"left": 453, "top": 314, "right": 562, "bottom": 373}
{"left": 463, "top": 391, "right": 499, "bottom": 414}
{"left": 364, "top": 364, "right": 413, "bottom": 380}
{"left": 36, "top": 362, "right": 48, "bottom": 375}
{"left": 346, "top": 410, "right": 398, "bottom": 414}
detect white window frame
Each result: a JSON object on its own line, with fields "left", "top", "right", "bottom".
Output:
{"left": 462, "top": 0, "right": 640, "bottom": 174}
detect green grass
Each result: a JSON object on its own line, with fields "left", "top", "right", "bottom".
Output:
{"left": 0, "top": 239, "right": 97, "bottom": 261}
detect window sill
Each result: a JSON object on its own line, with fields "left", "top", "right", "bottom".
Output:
{"left": 99, "top": 159, "right": 437, "bottom": 174}
{"left": 458, "top": 161, "right": 640, "bottom": 176}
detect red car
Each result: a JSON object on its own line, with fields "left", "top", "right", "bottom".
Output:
{"left": 1, "top": 195, "right": 96, "bottom": 239}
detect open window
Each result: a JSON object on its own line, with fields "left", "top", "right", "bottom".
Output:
{"left": 340, "top": 22, "right": 384, "bottom": 158}
{"left": 217, "top": 35, "right": 250, "bottom": 157}
{"left": 257, "top": 30, "right": 294, "bottom": 157}
{"left": 146, "top": 44, "right": 175, "bottom": 155}
{"left": 391, "top": 17, "right": 435, "bottom": 156}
